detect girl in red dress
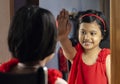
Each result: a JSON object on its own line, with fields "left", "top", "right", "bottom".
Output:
{"left": 57, "top": 9, "right": 110, "bottom": 84}
{"left": 0, "top": 6, "right": 67, "bottom": 84}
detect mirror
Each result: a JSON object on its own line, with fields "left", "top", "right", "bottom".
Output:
{"left": 40, "top": 0, "right": 110, "bottom": 81}
{"left": 8, "top": 0, "right": 110, "bottom": 81}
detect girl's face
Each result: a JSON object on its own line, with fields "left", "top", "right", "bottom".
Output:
{"left": 78, "top": 21, "right": 103, "bottom": 50}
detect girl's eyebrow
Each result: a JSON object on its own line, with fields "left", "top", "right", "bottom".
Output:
{"left": 79, "top": 29, "right": 86, "bottom": 31}
{"left": 80, "top": 29, "right": 97, "bottom": 32}
{"left": 90, "top": 30, "right": 97, "bottom": 32}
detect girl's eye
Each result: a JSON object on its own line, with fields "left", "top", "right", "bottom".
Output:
{"left": 91, "top": 32, "right": 96, "bottom": 36}
{"left": 81, "top": 31, "right": 86, "bottom": 35}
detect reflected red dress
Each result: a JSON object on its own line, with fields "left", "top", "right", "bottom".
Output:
{"left": 0, "top": 58, "right": 62, "bottom": 84}
{"left": 68, "top": 43, "right": 110, "bottom": 84}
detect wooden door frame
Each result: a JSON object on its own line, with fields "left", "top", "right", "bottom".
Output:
{"left": 10, "top": 0, "right": 14, "bottom": 20}
{"left": 110, "top": 0, "right": 120, "bottom": 84}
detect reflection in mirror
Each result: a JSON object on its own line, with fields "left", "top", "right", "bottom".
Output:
{"left": 40, "top": 0, "right": 110, "bottom": 83}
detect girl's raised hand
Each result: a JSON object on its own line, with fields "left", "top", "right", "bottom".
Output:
{"left": 57, "top": 9, "right": 72, "bottom": 41}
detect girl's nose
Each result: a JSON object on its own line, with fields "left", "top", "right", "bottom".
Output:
{"left": 84, "top": 34, "right": 90, "bottom": 40}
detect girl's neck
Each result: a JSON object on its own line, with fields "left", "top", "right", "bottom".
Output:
{"left": 17, "top": 62, "right": 40, "bottom": 69}
{"left": 82, "top": 47, "right": 101, "bottom": 65}
{"left": 17, "top": 60, "right": 46, "bottom": 69}
{"left": 9, "top": 61, "right": 46, "bottom": 74}
{"left": 83, "top": 47, "right": 101, "bottom": 56}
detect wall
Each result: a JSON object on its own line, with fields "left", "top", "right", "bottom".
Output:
{"left": 80, "top": 0, "right": 100, "bottom": 11}
{"left": 40, "top": 0, "right": 81, "bottom": 18}
{"left": 0, "top": 0, "right": 11, "bottom": 63}
{"left": 40, "top": 0, "right": 100, "bottom": 18}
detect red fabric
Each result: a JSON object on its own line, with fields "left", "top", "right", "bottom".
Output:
{"left": 68, "top": 43, "right": 110, "bottom": 84}
{"left": 48, "top": 69, "right": 62, "bottom": 84}
{"left": 0, "top": 58, "right": 19, "bottom": 72}
{"left": 58, "top": 48, "right": 68, "bottom": 72}
{"left": 0, "top": 58, "right": 62, "bottom": 84}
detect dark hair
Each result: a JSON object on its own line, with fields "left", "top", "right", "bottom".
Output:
{"left": 8, "top": 6, "right": 57, "bottom": 63}
{"left": 75, "top": 10, "right": 109, "bottom": 42}
{"left": 26, "top": 0, "right": 39, "bottom": 6}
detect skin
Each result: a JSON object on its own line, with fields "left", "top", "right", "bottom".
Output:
{"left": 78, "top": 22, "right": 103, "bottom": 51}
{"left": 57, "top": 9, "right": 111, "bottom": 84}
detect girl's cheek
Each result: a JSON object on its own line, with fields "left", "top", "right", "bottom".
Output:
{"left": 78, "top": 35, "right": 83, "bottom": 42}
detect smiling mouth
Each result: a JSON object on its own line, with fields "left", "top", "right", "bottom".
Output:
{"left": 83, "top": 42, "right": 92, "bottom": 46}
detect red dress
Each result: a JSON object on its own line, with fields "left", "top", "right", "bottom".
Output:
{"left": 0, "top": 58, "right": 62, "bottom": 84}
{"left": 68, "top": 43, "right": 110, "bottom": 84}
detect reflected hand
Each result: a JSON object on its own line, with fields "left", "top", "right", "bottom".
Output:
{"left": 57, "top": 9, "right": 72, "bottom": 41}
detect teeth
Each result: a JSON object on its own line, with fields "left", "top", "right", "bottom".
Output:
{"left": 83, "top": 42, "right": 90, "bottom": 43}
{"left": 85, "top": 43, "right": 90, "bottom": 44}
{"left": 83, "top": 42, "right": 91, "bottom": 45}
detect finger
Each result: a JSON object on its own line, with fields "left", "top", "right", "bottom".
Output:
{"left": 60, "top": 9, "right": 64, "bottom": 15}
{"left": 61, "top": 10, "right": 65, "bottom": 17}
{"left": 57, "top": 14, "right": 63, "bottom": 23}
{"left": 66, "top": 21, "right": 72, "bottom": 33}
{"left": 64, "top": 10, "right": 69, "bottom": 19}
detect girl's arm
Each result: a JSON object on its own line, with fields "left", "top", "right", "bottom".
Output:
{"left": 57, "top": 9, "right": 76, "bottom": 62}
{"left": 106, "top": 55, "right": 111, "bottom": 84}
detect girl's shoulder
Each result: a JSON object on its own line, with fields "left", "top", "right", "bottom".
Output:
{"left": 74, "top": 43, "right": 83, "bottom": 52}
{"left": 97, "top": 48, "right": 111, "bottom": 63}
{"left": 0, "top": 58, "right": 19, "bottom": 72}
{"left": 48, "top": 69, "right": 62, "bottom": 79}
{"left": 100, "top": 48, "right": 111, "bottom": 56}
{"left": 48, "top": 69, "right": 63, "bottom": 84}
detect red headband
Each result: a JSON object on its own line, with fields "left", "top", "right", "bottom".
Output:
{"left": 80, "top": 14, "right": 106, "bottom": 32}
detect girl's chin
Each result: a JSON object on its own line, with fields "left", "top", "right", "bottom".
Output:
{"left": 82, "top": 45, "right": 93, "bottom": 50}
{"left": 84, "top": 47, "right": 92, "bottom": 50}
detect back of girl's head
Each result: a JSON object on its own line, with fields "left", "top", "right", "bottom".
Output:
{"left": 75, "top": 9, "right": 109, "bottom": 41}
{"left": 8, "top": 6, "right": 57, "bottom": 63}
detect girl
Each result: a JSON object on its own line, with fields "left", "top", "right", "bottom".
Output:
{"left": 57, "top": 9, "right": 111, "bottom": 84}
{"left": 0, "top": 6, "right": 67, "bottom": 84}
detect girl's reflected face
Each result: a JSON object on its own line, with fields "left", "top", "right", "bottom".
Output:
{"left": 78, "top": 21, "right": 103, "bottom": 50}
